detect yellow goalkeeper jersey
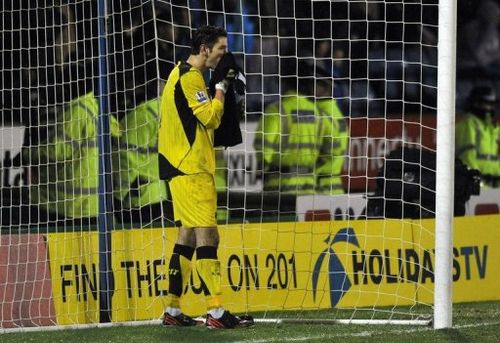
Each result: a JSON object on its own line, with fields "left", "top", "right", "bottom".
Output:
{"left": 158, "top": 61, "right": 224, "bottom": 180}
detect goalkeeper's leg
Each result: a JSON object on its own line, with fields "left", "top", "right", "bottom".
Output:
{"left": 195, "top": 246, "right": 223, "bottom": 310}
{"left": 163, "top": 239, "right": 202, "bottom": 326}
{"left": 195, "top": 229, "right": 254, "bottom": 329}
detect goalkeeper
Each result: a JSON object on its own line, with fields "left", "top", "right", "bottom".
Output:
{"left": 158, "top": 25, "right": 253, "bottom": 329}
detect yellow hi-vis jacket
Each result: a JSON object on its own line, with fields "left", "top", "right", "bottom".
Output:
{"left": 254, "top": 92, "right": 346, "bottom": 194}
{"left": 28, "top": 92, "right": 120, "bottom": 218}
{"left": 456, "top": 112, "right": 500, "bottom": 183}
{"left": 115, "top": 98, "right": 168, "bottom": 209}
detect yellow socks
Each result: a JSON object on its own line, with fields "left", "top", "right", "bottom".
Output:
{"left": 196, "top": 246, "right": 222, "bottom": 310}
{"left": 166, "top": 245, "right": 223, "bottom": 311}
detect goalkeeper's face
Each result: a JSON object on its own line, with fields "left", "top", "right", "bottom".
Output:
{"left": 204, "top": 37, "right": 228, "bottom": 70}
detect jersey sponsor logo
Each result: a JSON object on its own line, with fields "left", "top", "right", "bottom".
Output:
{"left": 195, "top": 90, "right": 209, "bottom": 103}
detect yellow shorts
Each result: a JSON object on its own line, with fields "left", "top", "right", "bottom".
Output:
{"left": 168, "top": 173, "right": 217, "bottom": 228}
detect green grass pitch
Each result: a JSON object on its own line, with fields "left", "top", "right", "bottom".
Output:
{"left": 2, "top": 301, "right": 499, "bottom": 343}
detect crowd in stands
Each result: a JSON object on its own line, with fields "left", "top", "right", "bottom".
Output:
{"left": 2, "top": 0, "right": 497, "bottom": 121}
{"left": 0, "top": 0, "right": 498, "bottom": 227}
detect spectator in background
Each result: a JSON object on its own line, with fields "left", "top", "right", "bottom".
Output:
{"left": 458, "top": 0, "right": 500, "bottom": 75}
{"left": 254, "top": 62, "right": 347, "bottom": 195}
{"left": 25, "top": 63, "right": 120, "bottom": 227}
{"left": 456, "top": 86, "right": 500, "bottom": 188}
{"left": 315, "top": 40, "right": 348, "bottom": 113}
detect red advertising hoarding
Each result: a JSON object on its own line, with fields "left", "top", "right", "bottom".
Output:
{"left": 0, "top": 234, "right": 56, "bottom": 328}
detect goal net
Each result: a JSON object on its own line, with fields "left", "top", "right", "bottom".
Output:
{"left": 0, "top": 0, "right": 457, "bottom": 332}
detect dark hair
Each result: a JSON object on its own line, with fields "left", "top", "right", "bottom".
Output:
{"left": 191, "top": 25, "right": 227, "bottom": 54}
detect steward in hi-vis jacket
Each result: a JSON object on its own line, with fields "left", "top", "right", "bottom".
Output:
{"left": 255, "top": 89, "right": 346, "bottom": 194}
{"left": 456, "top": 86, "right": 500, "bottom": 188}
{"left": 28, "top": 92, "right": 120, "bottom": 223}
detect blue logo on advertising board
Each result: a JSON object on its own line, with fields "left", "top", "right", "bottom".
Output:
{"left": 312, "top": 228, "right": 359, "bottom": 307}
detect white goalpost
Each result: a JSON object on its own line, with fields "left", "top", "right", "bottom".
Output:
{"left": 434, "top": 0, "right": 457, "bottom": 330}
{"left": 0, "top": 0, "right": 461, "bottom": 332}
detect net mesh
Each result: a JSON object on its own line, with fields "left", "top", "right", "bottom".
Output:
{"left": 0, "top": 0, "right": 441, "bottom": 330}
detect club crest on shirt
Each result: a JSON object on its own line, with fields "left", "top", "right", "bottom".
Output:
{"left": 195, "top": 90, "right": 209, "bottom": 103}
